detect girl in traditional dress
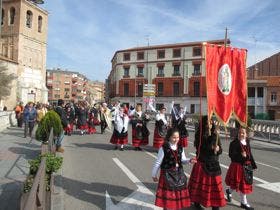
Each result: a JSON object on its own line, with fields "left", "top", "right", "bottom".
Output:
{"left": 188, "top": 116, "right": 226, "bottom": 210}
{"left": 152, "top": 127, "right": 196, "bottom": 209}
{"left": 153, "top": 106, "right": 168, "bottom": 149}
{"left": 76, "top": 102, "right": 88, "bottom": 135}
{"left": 130, "top": 104, "right": 150, "bottom": 151}
{"left": 225, "top": 126, "right": 257, "bottom": 210}
{"left": 110, "top": 104, "right": 129, "bottom": 151}
{"left": 87, "top": 107, "right": 97, "bottom": 134}
{"left": 64, "top": 103, "right": 75, "bottom": 136}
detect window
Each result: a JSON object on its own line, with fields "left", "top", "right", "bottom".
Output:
{"left": 190, "top": 104, "right": 195, "bottom": 113}
{"left": 193, "top": 64, "right": 201, "bottom": 75}
{"left": 38, "top": 16, "right": 42, "bottom": 32}
{"left": 173, "top": 65, "right": 180, "bottom": 76}
{"left": 54, "top": 94, "right": 60, "bottom": 99}
{"left": 257, "top": 87, "right": 263, "bottom": 97}
{"left": 123, "top": 53, "right": 130, "bottom": 61}
{"left": 158, "top": 82, "right": 164, "bottom": 96}
{"left": 173, "top": 49, "right": 181, "bottom": 58}
{"left": 173, "top": 82, "right": 180, "bottom": 96}
{"left": 158, "top": 66, "right": 164, "bottom": 76}
{"left": 138, "top": 67, "right": 143, "bottom": 76}
{"left": 26, "top": 10, "right": 33, "bottom": 28}
{"left": 248, "top": 87, "right": 255, "bottom": 97}
{"left": 64, "top": 88, "right": 70, "bottom": 91}
{"left": 124, "top": 83, "right": 129, "bottom": 96}
{"left": 194, "top": 81, "right": 200, "bottom": 96}
{"left": 137, "top": 83, "right": 143, "bottom": 97}
{"left": 124, "top": 67, "right": 129, "bottom": 77}
{"left": 9, "top": 7, "right": 15, "bottom": 25}
{"left": 271, "top": 92, "right": 277, "bottom": 103}
{"left": 1, "top": 9, "right": 4, "bottom": 25}
{"left": 137, "top": 52, "right": 144, "bottom": 60}
{"left": 193, "top": 47, "right": 201, "bottom": 56}
{"left": 157, "top": 50, "right": 165, "bottom": 59}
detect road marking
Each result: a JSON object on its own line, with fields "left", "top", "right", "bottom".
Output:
{"left": 106, "top": 158, "right": 161, "bottom": 209}
{"left": 189, "top": 153, "right": 269, "bottom": 184}
{"left": 189, "top": 140, "right": 280, "bottom": 171}
{"left": 257, "top": 182, "right": 280, "bottom": 193}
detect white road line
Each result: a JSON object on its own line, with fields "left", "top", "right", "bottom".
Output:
{"left": 189, "top": 141, "right": 280, "bottom": 171}
{"left": 189, "top": 153, "right": 269, "bottom": 184}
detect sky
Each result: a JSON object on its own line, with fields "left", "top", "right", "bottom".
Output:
{"left": 41, "top": 0, "right": 280, "bottom": 82}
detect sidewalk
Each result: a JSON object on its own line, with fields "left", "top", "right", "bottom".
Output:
{"left": 0, "top": 127, "right": 41, "bottom": 210}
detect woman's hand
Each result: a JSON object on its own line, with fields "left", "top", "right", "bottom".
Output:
{"left": 241, "top": 151, "right": 247, "bottom": 157}
{"left": 152, "top": 177, "right": 158, "bottom": 182}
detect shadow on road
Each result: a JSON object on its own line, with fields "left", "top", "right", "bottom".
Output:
{"left": 56, "top": 175, "right": 150, "bottom": 209}
{"left": 9, "top": 147, "right": 40, "bottom": 160}
{"left": 0, "top": 181, "right": 22, "bottom": 210}
{"left": 251, "top": 145, "right": 280, "bottom": 153}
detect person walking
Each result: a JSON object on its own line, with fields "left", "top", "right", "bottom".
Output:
{"left": 225, "top": 126, "right": 257, "bottom": 210}
{"left": 23, "top": 102, "right": 37, "bottom": 138}
{"left": 188, "top": 116, "right": 226, "bottom": 210}
{"left": 153, "top": 106, "right": 168, "bottom": 149}
{"left": 152, "top": 127, "right": 196, "bottom": 209}
{"left": 15, "top": 102, "right": 24, "bottom": 127}
{"left": 130, "top": 104, "right": 150, "bottom": 151}
{"left": 54, "top": 99, "right": 69, "bottom": 153}
{"left": 99, "top": 102, "right": 111, "bottom": 134}
{"left": 110, "top": 104, "right": 129, "bottom": 151}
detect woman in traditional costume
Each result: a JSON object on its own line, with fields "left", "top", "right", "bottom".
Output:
{"left": 153, "top": 106, "right": 168, "bottom": 149}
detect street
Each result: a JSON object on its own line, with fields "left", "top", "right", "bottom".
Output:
{"left": 54, "top": 123, "right": 280, "bottom": 210}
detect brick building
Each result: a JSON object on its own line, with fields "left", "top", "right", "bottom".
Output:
{"left": 0, "top": 0, "right": 48, "bottom": 109}
{"left": 247, "top": 52, "right": 280, "bottom": 120}
{"left": 107, "top": 39, "right": 229, "bottom": 113}
{"left": 46, "top": 68, "right": 104, "bottom": 106}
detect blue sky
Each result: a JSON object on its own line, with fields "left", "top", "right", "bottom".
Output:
{"left": 41, "top": 0, "right": 280, "bottom": 82}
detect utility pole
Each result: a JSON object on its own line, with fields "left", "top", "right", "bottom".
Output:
{"left": 224, "top": 27, "right": 228, "bottom": 48}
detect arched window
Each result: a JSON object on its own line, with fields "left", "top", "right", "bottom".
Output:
{"left": 1, "top": 9, "right": 4, "bottom": 26}
{"left": 9, "top": 7, "right": 15, "bottom": 25}
{"left": 26, "top": 10, "right": 33, "bottom": 28}
{"left": 38, "top": 16, "right": 42, "bottom": 32}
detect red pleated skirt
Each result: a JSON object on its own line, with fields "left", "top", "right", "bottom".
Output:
{"left": 78, "top": 124, "right": 88, "bottom": 130}
{"left": 155, "top": 170, "right": 191, "bottom": 209}
{"left": 153, "top": 128, "right": 165, "bottom": 149}
{"left": 110, "top": 133, "right": 128, "bottom": 145}
{"left": 188, "top": 161, "right": 226, "bottom": 208}
{"left": 225, "top": 162, "right": 253, "bottom": 194}
{"left": 179, "top": 137, "right": 188, "bottom": 148}
{"left": 132, "top": 128, "right": 149, "bottom": 147}
{"left": 88, "top": 126, "right": 96, "bottom": 134}
{"left": 64, "top": 123, "right": 74, "bottom": 133}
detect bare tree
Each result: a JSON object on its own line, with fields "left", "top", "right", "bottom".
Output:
{"left": 0, "top": 61, "right": 16, "bottom": 100}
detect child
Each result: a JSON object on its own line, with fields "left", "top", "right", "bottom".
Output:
{"left": 110, "top": 105, "right": 129, "bottom": 151}
{"left": 153, "top": 106, "right": 168, "bottom": 149}
{"left": 225, "top": 126, "right": 257, "bottom": 210}
{"left": 188, "top": 116, "right": 226, "bottom": 210}
{"left": 152, "top": 127, "right": 196, "bottom": 209}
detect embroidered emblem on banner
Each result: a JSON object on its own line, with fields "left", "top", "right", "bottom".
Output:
{"left": 218, "top": 64, "right": 232, "bottom": 95}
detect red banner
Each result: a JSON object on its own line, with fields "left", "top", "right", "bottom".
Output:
{"left": 205, "top": 44, "right": 247, "bottom": 126}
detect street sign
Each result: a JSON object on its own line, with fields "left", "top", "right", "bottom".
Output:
{"left": 143, "top": 84, "right": 155, "bottom": 96}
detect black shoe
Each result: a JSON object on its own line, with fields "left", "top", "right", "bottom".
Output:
{"left": 194, "top": 202, "right": 204, "bottom": 210}
{"left": 134, "top": 147, "right": 138, "bottom": 151}
{"left": 114, "top": 146, "right": 118, "bottom": 150}
{"left": 241, "top": 203, "right": 254, "bottom": 210}
{"left": 120, "top": 148, "right": 124, "bottom": 151}
{"left": 226, "top": 189, "right": 232, "bottom": 202}
{"left": 212, "top": 207, "right": 219, "bottom": 210}
{"left": 137, "top": 147, "right": 142, "bottom": 151}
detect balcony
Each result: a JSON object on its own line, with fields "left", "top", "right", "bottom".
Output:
{"left": 172, "top": 73, "right": 181, "bottom": 77}
{"left": 156, "top": 74, "right": 165, "bottom": 77}
{"left": 192, "top": 72, "right": 201, "bottom": 76}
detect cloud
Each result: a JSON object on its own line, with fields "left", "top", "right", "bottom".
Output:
{"left": 43, "top": 0, "right": 280, "bottom": 81}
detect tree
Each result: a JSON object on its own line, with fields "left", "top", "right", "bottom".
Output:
{"left": 0, "top": 61, "right": 16, "bottom": 100}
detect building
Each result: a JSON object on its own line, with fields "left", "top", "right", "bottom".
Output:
{"left": 87, "top": 80, "right": 105, "bottom": 104}
{"left": 107, "top": 39, "right": 229, "bottom": 113}
{"left": 47, "top": 68, "right": 89, "bottom": 105}
{"left": 0, "top": 0, "right": 48, "bottom": 109}
{"left": 247, "top": 52, "right": 280, "bottom": 120}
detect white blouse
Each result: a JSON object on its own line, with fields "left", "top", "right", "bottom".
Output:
{"left": 155, "top": 113, "right": 167, "bottom": 125}
{"left": 152, "top": 143, "right": 190, "bottom": 177}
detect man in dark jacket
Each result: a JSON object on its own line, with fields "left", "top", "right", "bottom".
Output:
{"left": 23, "top": 102, "right": 37, "bottom": 138}
{"left": 54, "top": 99, "right": 69, "bottom": 153}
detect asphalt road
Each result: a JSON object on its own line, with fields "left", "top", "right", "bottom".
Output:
{"left": 56, "top": 124, "right": 280, "bottom": 210}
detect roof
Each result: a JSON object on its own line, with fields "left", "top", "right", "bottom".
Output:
{"left": 111, "top": 39, "right": 230, "bottom": 62}
{"left": 248, "top": 51, "right": 280, "bottom": 70}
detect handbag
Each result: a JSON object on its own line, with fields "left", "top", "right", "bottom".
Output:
{"left": 243, "top": 163, "right": 253, "bottom": 184}
{"left": 158, "top": 125, "right": 167, "bottom": 138}
{"left": 164, "top": 167, "right": 187, "bottom": 191}
{"left": 202, "top": 160, "right": 222, "bottom": 176}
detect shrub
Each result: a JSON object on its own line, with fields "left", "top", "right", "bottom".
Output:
{"left": 35, "top": 110, "right": 63, "bottom": 142}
